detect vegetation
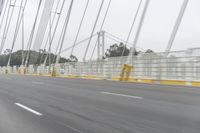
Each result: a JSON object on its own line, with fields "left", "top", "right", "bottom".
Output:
{"left": 0, "top": 43, "right": 154, "bottom": 66}
{"left": 105, "top": 43, "right": 130, "bottom": 57}
{"left": 105, "top": 42, "right": 141, "bottom": 58}
{"left": 0, "top": 50, "right": 74, "bottom": 66}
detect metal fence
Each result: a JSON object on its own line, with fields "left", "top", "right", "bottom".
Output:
{"left": 54, "top": 49, "right": 200, "bottom": 81}
{"left": 1, "top": 48, "right": 200, "bottom": 81}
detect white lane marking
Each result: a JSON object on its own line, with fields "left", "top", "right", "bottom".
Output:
{"left": 15, "top": 103, "right": 43, "bottom": 116}
{"left": 63, "top": 124, "right": 83, "bottom": 133}
{"left": 32, "top": 81, "right": 44, "bottom": 85}
{"left": 101, "top": 91, "right": 143, "bottom": 99}
{"left": 58, "top": 122, "right": 84, "bottom": 133}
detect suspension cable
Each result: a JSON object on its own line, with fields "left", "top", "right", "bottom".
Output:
{"left": 0, "top": 0, "right": 9, "bottom": 33}
{"left": 105, "top": 34, "right": 132, "bottom": 46}
{"left": 52, "top": 22, "right": 64, "bottom": 63}
{"left": 56, "top": 0, "right": 74, "bottom": 64}
{"left": 24, "top": 0, "right": 43, "bottom": 67}
{"left": 52, "top": 33, "right": 97, "bottom": 63}
{"left": 105, "top": 33, "right": 146, "bottom": 51}
{"left": 42, "top": 0, "right": 60, "bottom": 51}
{"left": 7, "top": 0, "right": 28, "bottom": 66}
{"left": 52, "top": 1, "right": 69, "bottom": 63}
{"left": 0, "top": 0, "right": 17, "bottom": 54}
{"left": 105, "top": 32, "right": 133, "bottom": 45}
{"left": 21, "top": 7, "right": 25, "bottom": 66}
{"left": 40, "top": 0, "right": 62, "bottom": 65}
{"left": 43, "top": 15, "right": 52, "bottom": 66}
{"left": 90, "top": 0, "right": 112, "bottom": 60}
{"left": 70, "top": 0, "right": 90, "bottom": 57}
{"left": 61, "top": 33, "right": 97, "bottom": 53}
{"left": 83, "top": 0, "right": 105, "bottom": 62}
{"left": 121, "top": 0, "right": 143, "bottom": 57}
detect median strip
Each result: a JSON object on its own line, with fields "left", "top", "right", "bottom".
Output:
{"left": 15, "top": 103, "right": 43, "bottom": 116}
{"left": 101, "top": 91, "right": 143, "bottom": 99}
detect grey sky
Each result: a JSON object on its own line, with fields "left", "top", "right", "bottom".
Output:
{"left": 0, "top": 0, "right": 200, "bottom": 59}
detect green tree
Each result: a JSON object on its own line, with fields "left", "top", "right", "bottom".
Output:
{"left": 145, "top": 49, "right": 154, "bottom": 53}
{"left": 0, "top": 50, "right": 70, "bottom": 66}
{"left": 68, "top": 55, "right": 78, "bottom": 62}
{"left": 105, "top": 43, "right": 130, "bottom": 57}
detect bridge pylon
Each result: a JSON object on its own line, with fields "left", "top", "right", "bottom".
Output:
{"left": 97, "top": 30, "right": 105, "bottom": 60}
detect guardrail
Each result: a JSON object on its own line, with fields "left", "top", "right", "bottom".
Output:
{"left": 1, "top": 49, "right": 200, "bottom": 86}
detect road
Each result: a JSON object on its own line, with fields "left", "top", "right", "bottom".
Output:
{"left": 0, "top": 74, "right": 200, "bottom": 133}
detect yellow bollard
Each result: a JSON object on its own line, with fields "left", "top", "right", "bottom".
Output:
{"left": 24, "top": 68, "right": 26, "bottom": 75}
{"left": 120, "top": 64, "right": 132, "bottom": 81}
{"left": 51, "top": 66, "right": 56, "bottom": 77}
{"left": 5, "top": 69, "right": 8, "bottom": 74}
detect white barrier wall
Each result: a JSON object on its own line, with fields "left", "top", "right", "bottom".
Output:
{"left": 59, "top": 49, "right": 200, "bottom": 81}
{"left": 1, "top": 49, "right": 200, "bottom": 81}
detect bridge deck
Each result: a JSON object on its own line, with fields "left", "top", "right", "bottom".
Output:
{"left": 0, "top": 75, "right": 200, "bottom": 133}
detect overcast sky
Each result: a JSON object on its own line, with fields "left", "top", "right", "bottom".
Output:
{"left": 1, "top": 0, "right": 200, "bottom": 59}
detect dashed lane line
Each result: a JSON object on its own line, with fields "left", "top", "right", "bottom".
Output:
{"left": 101, "top": 91, "right": 143, "bottom": 99}
{"left": 15, "top": 103, "right": 43, "bottom": 116}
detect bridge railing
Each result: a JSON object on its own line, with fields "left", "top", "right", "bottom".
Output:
{"left": 59, "top": 49, "right": 200, "bottom": 81}
{"left": 1, "top": 48, "right": 200, "bottom": 82}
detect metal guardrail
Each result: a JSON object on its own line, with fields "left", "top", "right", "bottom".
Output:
{"left": 1, "top": 49, "right": 200, "bottom": 81}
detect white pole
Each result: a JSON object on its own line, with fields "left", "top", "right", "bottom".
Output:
{"left": 127, "top": 0, "right": 149, "bottom": 62}
{"left": 21, "top": 10, "right": 24, "bottom": 67}
{"left": 165, "top": 0, "right": 189, "bottom": 52}
{"left": 132, "top": 0, "right": 149, "bottom": 49}
{"left": 56, "top": 0, "right": 74, "bottom": 64}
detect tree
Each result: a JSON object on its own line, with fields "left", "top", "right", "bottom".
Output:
{"left": 105, "top": 43, "right": 130, "bottom": 58}
{"left": 0, "top": 50, "right": 69, "bottom": 66}
{"left": 145, "top": 49, "right": 154, "bottom": 53}
{"left": 68, "top": 55, "right": 78, "bottom": 62}
{"left": 3, "top": 49, "right": 11, "bottom": 55}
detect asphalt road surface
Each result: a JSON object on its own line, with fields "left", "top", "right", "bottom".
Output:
{"left": 0, "top": 74, "right": 200, "bottom": 133}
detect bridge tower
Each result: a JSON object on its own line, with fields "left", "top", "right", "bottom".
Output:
{"left": 97, "top": 30, "right": 105, "bottom": 60}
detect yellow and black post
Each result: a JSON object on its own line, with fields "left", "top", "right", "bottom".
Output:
{"left": 120, "top": 64, "right": 133, "bottom": 81}
{"left": 51, "top": 65, "right": 56, "bottom": 77}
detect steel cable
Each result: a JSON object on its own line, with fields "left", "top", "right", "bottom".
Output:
{"left": 56, "top": 0, "right": 74, "bottom": 64}
{"left": 83, "top": 0, "right": 105, "bottom": 61}
{"left": 70, "top": 0, "right": 90, "bottom": 57}
{"left": 121, "top": 0, "right": 143, "bottom": 57}
{"left": 24, "top": 0, "right": 43, "bottom": 67}
{"left": 90, "top": 0, "right": 112, "bottom": 60}
{"left": 7, "top": 0, "right": 28, "bottom": 66}
{"left": 0, "top": 0, "right": 17, "bottom": 54}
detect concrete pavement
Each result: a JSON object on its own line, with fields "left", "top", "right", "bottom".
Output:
{"left": 0, "top": 74, "right": 200, "bottom": 133}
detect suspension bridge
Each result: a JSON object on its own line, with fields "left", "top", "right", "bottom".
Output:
{"left": 0, "top": 0, "right": 200, "bottom": 133}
